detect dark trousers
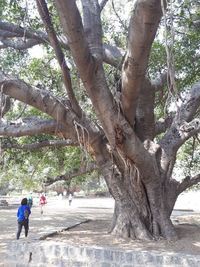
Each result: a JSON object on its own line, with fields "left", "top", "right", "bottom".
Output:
{"left": 16, "top": 220, "right": 29, "bottom": 239}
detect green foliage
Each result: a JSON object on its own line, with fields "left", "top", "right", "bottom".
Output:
{"left": 0, "top": 0, "right": 7, "bottom": 16}
{"left": 148, "top": 0, "right": 200, "bottom": 122}
{"left": 0, "top": 0, "right": 199, "bottom": 192}
{"left": 0, "top": 48, "right": 28, "bottom": 75}
{"left": 0, "top": 135, "right": 84, "bottom": 191}
{"left": 21, "top": 55, "right": 64, "bottom": 96}
{"left": 149, "top": 42, "right": 167, "bottom": 77}
{"left": 174, "top": 137, "right": 200, "bottom": 188}
{"left": 101, "top": 1, "right": 129, "bottom": 48}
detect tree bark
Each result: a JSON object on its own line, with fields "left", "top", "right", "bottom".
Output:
{"left": 108, "top": 173, "right": 178, "bottom": 240}
{"left": 1, "top": 0, "right": 200, "bottom": 243}
{"left": 93, "top": 137, "right": 178, "bottom": 241}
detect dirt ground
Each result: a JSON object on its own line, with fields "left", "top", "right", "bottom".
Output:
{"left": 0, "top": 194, "right": 200, "bottom": 260}
{"left": 48, "top": 213, "right": 200, "bottom": 256}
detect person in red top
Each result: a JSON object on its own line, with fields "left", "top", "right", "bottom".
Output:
{"left": 39, "top": 193, "right": 47, "bottom": 214}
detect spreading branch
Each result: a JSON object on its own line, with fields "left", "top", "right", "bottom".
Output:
{"left": 0, "top": 71, "right": 104, "bottom": 159}
{"left": 36, "top": 0, "right": 82, "bottom": 116}
{"left": 155, "top": 115, "right": 173, "bottom": 135}
{"left": 177, "top": 82, "right": 200, "bottom": 123}
{"left": 160, "top": 82, "right": 200, "bottom": 154}
{"left": 54, "top": 1, "right": 158, "bottom": 183}
{"left": 0, "top": 20, "right": 47, "bottom": 42}
{"left": 0, "top": 20, "right": 124, "bottom": 67}
{"left": 45, "top": 162, "right": 97, "bottom": 186}
{"left": 1, "top": 139, "right": 76, "bottom": 151}
{"left": 121, "top": 0, "right": 162, "bottom": 127}
{"left": 55, "top": 0, "right": 95, "bottom": 82}
{"left": 54, "top": 0, "right": 116, "bottom": 145}
{"left": 0, "top": 38, "right": 42, "bottom": 50}
{"left": 0, "top": 71, "right": 79, "bottom": 140}
{"left": 178, "top": 174, "right": 200, "bottom": 193}
{"left": 159, "top": 82, "right": 200, "bottom": 178}
{"left": 0, "top": 117, "right": 65, "bottom": 137}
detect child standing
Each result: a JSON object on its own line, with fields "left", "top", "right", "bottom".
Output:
{"left": 16, "top": 198, "right": 31, "bottom": 239}
{"left": 68, "top": 193, "right": 73, "bottom": 206}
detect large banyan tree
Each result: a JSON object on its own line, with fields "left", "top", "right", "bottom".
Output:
{"left": 0, "top": 0, "right": 200, "bottom": 240}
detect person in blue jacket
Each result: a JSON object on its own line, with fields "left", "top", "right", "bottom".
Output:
{"left": 16, "top": 198, "right": 31, "bottom": 240}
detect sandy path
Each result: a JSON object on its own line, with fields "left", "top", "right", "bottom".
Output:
{"left": 0, "top": 191, "right": 199, "bottom": 262}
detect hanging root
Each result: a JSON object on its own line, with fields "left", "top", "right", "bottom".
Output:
{"left": 161, "top": 0, "right": 181, "bottom": 114}
{"left": 74, "top": 120, "right": 90, "bottom": 168}
{"left": 116, "top": 147, "right": 129, "bottom": 170}
{"left": 0, "top": 84, "right": 4, "bottom": 119}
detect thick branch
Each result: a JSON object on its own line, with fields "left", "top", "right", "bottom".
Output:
{"left": 55, "top": 0, "right": 95, "bottom": 82}
{"left": 0, "top": 38, "right": 42, "bottom": 50}
{"left": 155, "top": 115, "right": 173, "bottom": 135}
{"left": 135, "top": 78, "right": 155, "bottom": 141}
{"left": 121, "top": 0, "right": 162, "bottom": 127}
{"left": 0, "top": 117, "right": 65, "bottom": 137}
{"left": 0, "top": 20, "right": 124, "bottom": 67}
{"left": 45, "top": 162, "right": 97, "bottom": 186}
{"left": 158, "top": 82, "right": 200, "bottom": 179}
{"left": 36, "top": 0, "right": 82, "bottom": 116}
{"left": 1, "top": 139, "right": 76, "bottom": 151}
{"left": 177, "top": 82, "right": 200, "bottom": 122}
{"left": 0, "top": 71, "right": 104, "bottom": 160}
{"left": 0, "top": 71, "right": 78, "bottom": 139}
{"left": 0, "top": 29, "right": 23, "bottom": 38}
{"left": 160, "top": 82, "right": 200, "bottom": 154}
{"left": 54, "top": 1, "right": 158, "bottom": 183}
{"left": 103, "top": 44, "right": 124, "bottom": 68}
{"left": 53, "top": 0, "right": 117, "bottom": 145}
{"left": 0, "top": 20, "right": 47, "bottom": 42}
{"left": 159, "top": 118, "right": 200, "bottom": 179}
{"left": 81, "top": 0, "right": 102, "bottom": 59}
{"left": 178, "top": 174, "right": 200, "bottom": 194}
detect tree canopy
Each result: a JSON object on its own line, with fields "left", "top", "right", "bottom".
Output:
{"left": 0, "top": 0, "right": 199, "bottom": 240}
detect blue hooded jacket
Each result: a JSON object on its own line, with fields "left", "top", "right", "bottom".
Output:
{"left": 17, "top": 205, "right": 31, "bottom": 222}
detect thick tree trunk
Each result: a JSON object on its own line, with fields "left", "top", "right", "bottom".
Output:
{"left": 107, "top": 173, "right": 178, "bottom": 241}
{"left": 110, "top": 199, "right": 152, "bottom": 240}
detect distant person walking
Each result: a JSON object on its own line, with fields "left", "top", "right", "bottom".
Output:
{"left": 39, "top": 193, "right": 47, "bottom": 214}
{"left": 68, "top": 193, "right": 73, "bottom": 206}
{"left": 27, "top": 193, "right": 33, "bottom": 209}
{"left": 16, "top": 198, "right": 31, "bottom": 240}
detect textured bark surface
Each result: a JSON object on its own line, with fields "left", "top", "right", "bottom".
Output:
{"left": 0, "top": 0, "right": 200, "bottom": 241}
